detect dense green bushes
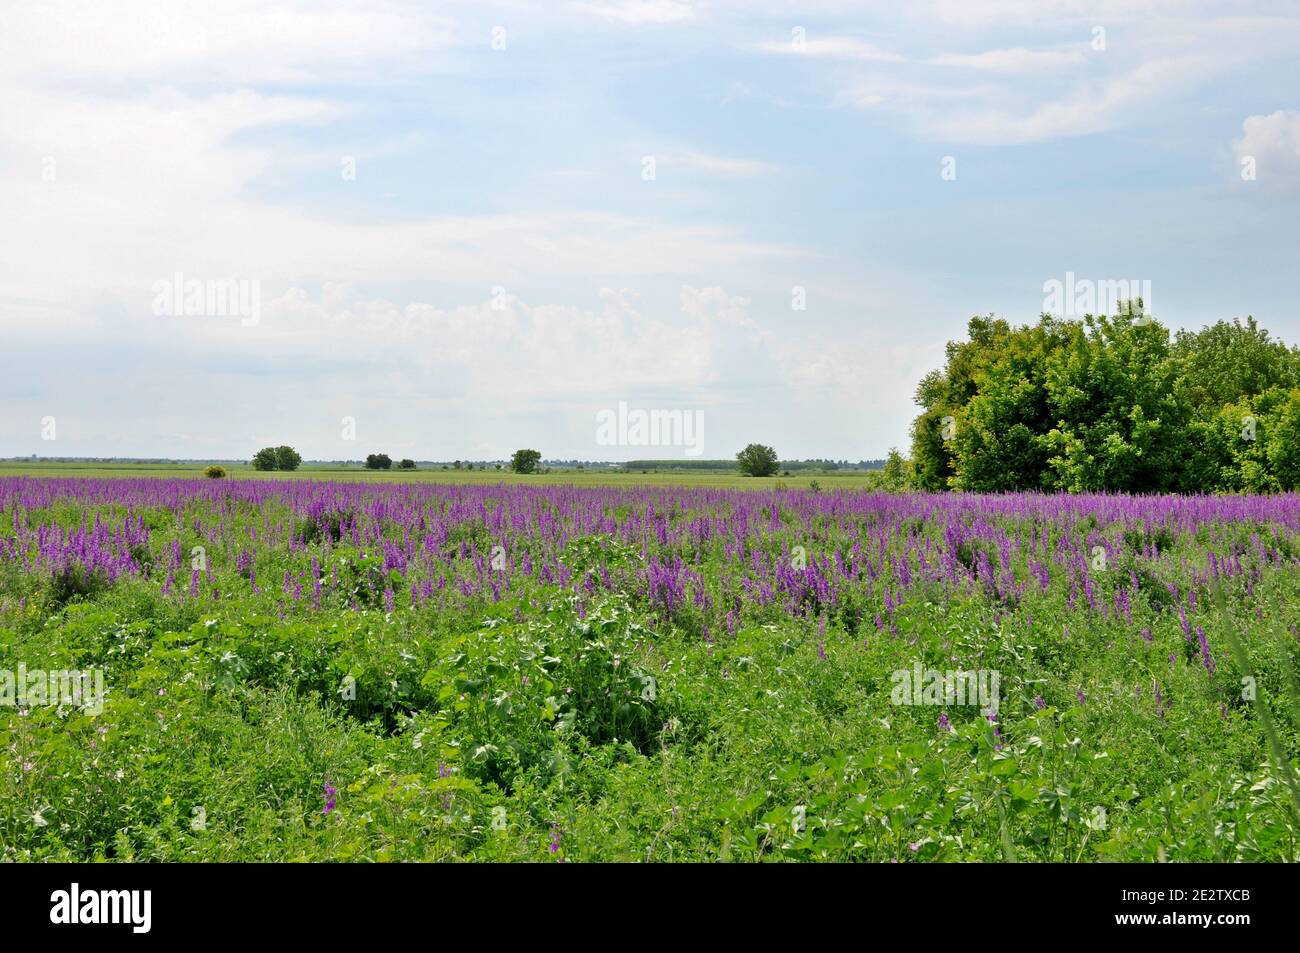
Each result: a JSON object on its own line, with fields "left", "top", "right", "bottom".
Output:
{"left": 910, "top": 312, "right": 1300, "bottom": 492}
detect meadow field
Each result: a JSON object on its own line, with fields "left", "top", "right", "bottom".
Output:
{"left": 0, "top": 461, "right": 879, "bottom": 491}
{"left": 2, "top": 472, "right": 1299, "bottom": 862}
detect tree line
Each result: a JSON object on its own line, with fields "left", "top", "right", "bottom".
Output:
{"left": 904, "top": 311, "right": 1300, "bottom": 492}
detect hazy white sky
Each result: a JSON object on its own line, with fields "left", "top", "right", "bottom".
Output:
{"left": 2, "top": 0, "right": 1298, "bottom": 461}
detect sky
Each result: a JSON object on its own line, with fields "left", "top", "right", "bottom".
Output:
{"left": 2, "top": 0, "right": 1298, "bottom": 462}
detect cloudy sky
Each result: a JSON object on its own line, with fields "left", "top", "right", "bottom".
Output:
{"left": 2, "top": 0, "right": 1298, "bottom": 461}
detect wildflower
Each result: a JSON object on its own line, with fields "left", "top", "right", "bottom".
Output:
{"left": 322, "top": 780, "right": 337, "bottom": 816}
{"left": 1077, "top": 689, "right": 1085, "bottom": 705}
{"left": 1196, "top": 626, "right": 1215, "bottom": 674}
{"left": 1034, "top": 695, "right": 1045, "bottom": 710}
{"left": 938, "top": 712, "right": 952, "bottom": 732}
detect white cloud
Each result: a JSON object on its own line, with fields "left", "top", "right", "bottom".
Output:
{"left": 928, "top": 46, "right": 1089, "bottom": 72}
{"left": 569, "top": 0, "right": 696, "bottom": 25}
{"left": 660, "top": 151, "right": 776, "bottom": 177}
{"left": 756, "top": 36, "right": 905, "bottom": 62}
{"left": 1233, "top": 110, "right": 1300, "bottom": 186}
{"left": 921, "top": 54, "right": 1209, "bottom": 144}
{"left": 0, "top": 0, "right": 457, "bottom": 85}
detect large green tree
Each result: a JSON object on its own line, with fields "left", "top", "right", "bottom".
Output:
{"left": 910, "top": 312, "right": 1300, "bottom": 492}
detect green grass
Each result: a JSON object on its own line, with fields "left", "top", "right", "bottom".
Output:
{"left": 2, "top": 478, "right": 1296, "bottom": 862}
{"left": 0, "top": 460, "right": 882, "bottom": 490}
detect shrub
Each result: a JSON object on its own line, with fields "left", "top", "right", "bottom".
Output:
{"left": 204, "top": 465, "right": 226, "bottom": 479}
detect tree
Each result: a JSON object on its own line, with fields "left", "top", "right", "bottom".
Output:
{"left": 907, "top": 310, "right": 1300, "bottom": 492}
{"left": 397, "top": 458, "right": 416, "bottom": 470}
{"left": 736, "top": 443, "right": 779, "bottom": 477}
{"left": 1037, "top": 314, "right": 1188, "bottom": 492}
{"left": 274, "top": 446, "right": 302, "bottom": 471}
{"left": 510, "top": 449, "right": 541, "bottom": 474}
{"left": 204, "top": 465, "right": 226, "bottom": 479}
{"left": 365, "top": 453, "right": 392, "bottom": 470}
{"left": 881, "top": 449, "right": 912, "bottom": 491}
{"left": 252, "top": 446, "right": 301, "bottom": 471}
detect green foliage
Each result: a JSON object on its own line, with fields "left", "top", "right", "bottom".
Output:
{"left": 510, "top": 449, "right": 541, "bottom": 474}
{"left": 397, "top": 459, "right": 416, "bottom": 470}
{"left": 204, "top": 466, "right": 226, "bottom": 479}
{"left": 736, "top": 443, "right": 779, "bottom": 477}
{"left": 251, "top": 446, "right": 301, "bottom": 472}
{"left": 6, "top": 487, "right": 1299, "bottom": 862}
{"left": 364, "top": 454, "right": 392, "bottom": 470}
{"left": 274, "top": 446, "right": 302, "bottom": 471}
{"left": 881, "top": 449, "right": 913, "bottom": 492}
{"left": 912, "top": 313, "right": 1300, "bottom": 492}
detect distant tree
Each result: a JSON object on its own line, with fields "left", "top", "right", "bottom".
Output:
{"left": 736, "top": 443, "right": 779, "bottom": 477}
{"left": 452, "top": 460, "right": 462, "bottom": 470}
{"left": 274, "top": 446, "right": 302, "bottom": 472}
{"left": 365, "top": 453, "right": 392, "bottom": 470}
{"left": 510, "top": 449, "right": 541, "bottom": 474}
{"left": 204, "top": 465, "right": 226, "bottom": 479}
{"left": 252, "top": 447, "right": 278, "bottom": 471}
{"left": 397, "top": 458, "right": 416, "bottom": 470}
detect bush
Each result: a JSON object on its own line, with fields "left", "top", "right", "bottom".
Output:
{"left": 365, "top": 454, "right": 393, "bottom": 470}
{"left": 397, "top": 459, "right": 416, "bottom": 470}
{"left": 204, "top": 465, "right": 226, "bottom": 479}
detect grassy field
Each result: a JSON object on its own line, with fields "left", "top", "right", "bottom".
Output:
{"left": 3, "top": 474, "right": 1298, "bottom": 862}
{"left": 0, "top": 461, "right": 882, "bottom": 490}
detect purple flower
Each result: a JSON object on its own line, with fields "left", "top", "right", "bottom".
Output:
{"left": 1196, "top": 626, "right": 1215, "bottom": 674}
{"left": 322, "top": 780, "right": 337, "bottom": 816}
